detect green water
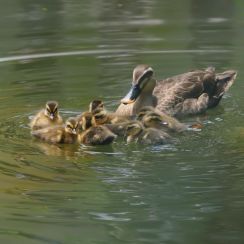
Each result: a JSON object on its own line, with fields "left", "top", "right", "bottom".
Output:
{"left": 0, "top": 0, "right": 244, "bottom": 243}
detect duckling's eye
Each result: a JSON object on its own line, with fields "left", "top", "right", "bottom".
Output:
{"left": 95, "top": 114, "right": 104, "bottom": 119}
{"left": 127, "top": 126, "right": 134, "bottom": 131}
{"left": 46, "top": 108, "right": 51, "bottom": 114}
{"left": 53, "top": 108, "right": 58, "bottom": 114}
{"left": 151, "top": 117, "right": 161, "bottom": 122}
{"left": 66, "top": 125, "right": 72, "bottom": 129}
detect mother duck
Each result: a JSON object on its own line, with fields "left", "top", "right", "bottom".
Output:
{"left": 116, "top": 65, "right": 237, "bottom": 117}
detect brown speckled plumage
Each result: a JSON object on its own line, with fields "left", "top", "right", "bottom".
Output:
{"left": 116, "top": 65, "right": 237, "bottom": 117}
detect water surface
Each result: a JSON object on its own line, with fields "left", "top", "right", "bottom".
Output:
{"left": 0, "top": 0, "right": 244, "bottom": 243}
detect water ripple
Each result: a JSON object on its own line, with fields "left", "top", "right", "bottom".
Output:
{"left": 0, "top": 49, "right": 231, "bottom": 63}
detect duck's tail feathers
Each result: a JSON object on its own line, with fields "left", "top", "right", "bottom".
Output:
{"left": 208, "top": 70, "right": 237, "bottom": 108}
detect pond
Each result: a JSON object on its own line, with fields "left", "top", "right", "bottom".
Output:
{"left": 0, "top": 0, "right": 244, "bottom": 243}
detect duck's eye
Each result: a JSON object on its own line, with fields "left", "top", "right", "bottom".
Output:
{"left": 53, "top": 108, "right": 58, "bottom": 114}
{"left": 66, "top": 124, "right": 72, "bottom": 129}
{"left": 46, "top": 108, "right": 51, "bottom": 114}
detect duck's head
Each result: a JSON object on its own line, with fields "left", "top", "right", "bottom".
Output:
{"left": 125, "top": 121, "right": 143, "bottom": 143}
{"left": 89, "top": 100, "right": 104, "bottom": 112}
{"left": 121, "top": 65, "right": 156, "bottom": 105}
{"left": 140, "top": 112, "right": 168, "bottom": 129}
{"left": 44, "top": 101, "right": 59, "bottom": 120}
{"left": 93, "top": 108, "right": 108, "bottom": 125}
{"left": 79, "top": 112, "right": 96, "bottom": 130}
{"left": 65, "top": 117, "right": 79, "bottom": 135}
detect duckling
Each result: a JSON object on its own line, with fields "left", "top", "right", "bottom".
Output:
{"left": 78, "top": 112, "right": 117, "bottom": 145}
{"left": 31, "top": 117, "right": 79, "bottom": 144}
{"left": 77, "top": 111, "right": 96, "bottom": 130}
{"left": 125, "top": 121, "right": 171, "bottom": 145}
{"left": 93, "top": 107, "right": 130, "bottom": 125}
{"left": 137, "top": 106, "right": 187, "bottom": 132}
{"left": 104, "top": 121, "right": 134, "bottom": 136}
{"left": 89, "top": 100, "right": 104, "bottom": 113}
{"left": 30, "top": 101, "right": 63, "bottom": 130}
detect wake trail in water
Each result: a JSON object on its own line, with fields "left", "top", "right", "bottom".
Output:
{"left": 0, "top": 49, "right": 230, "bottom": 63}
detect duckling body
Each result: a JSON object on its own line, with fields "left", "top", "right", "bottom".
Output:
{"left": 78, "top": 125, "right": 116, "bottom": 145}
{"left": 116, "top": 65, "right": 237, "bottom": 117}
{"left": 78, "top": 112, "right": 117, "bottom": 145}
{"left": 31, "top": 117, "right": 79, "bottom": 144}
{"left": 93, "top": 108, "right": 130, "bottom": 125}
{"left": 138, "top": 106, "right": 187, "bottom": 132}
{"left": 125, "top": 121, "right": 171, "bottom": 145}
{"left": 104, "top": 121, "right": 133, "bottom": 136}
{"left": 30, "top": 101, "right": 63, "bottom": 130}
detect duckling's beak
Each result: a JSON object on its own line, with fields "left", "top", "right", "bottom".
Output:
{"left": 49, "top": 113, "right": 54, "bottom": 120}
{"left": 161, "top": 121, "right": 168, "bottom": 126}
{"left": 72, "top": 129, "right": 77, "bottom": 135}
{"left": 121, "top": 85, "right": 141, "bottom": 105}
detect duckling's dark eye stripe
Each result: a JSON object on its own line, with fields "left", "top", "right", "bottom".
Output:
{"left": 95, "top": 115, "right": 104, "bottom": 119}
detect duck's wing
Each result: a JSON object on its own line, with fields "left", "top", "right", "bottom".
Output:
{"left": 31, "top": 126, "right": 63, "bottom": 143}
{"left": 154, "top": 69, "right": 215, "bottom": 114}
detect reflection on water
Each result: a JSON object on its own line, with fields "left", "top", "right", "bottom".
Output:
{"left": 0, "top": 0, "right": 244, "bottom": 243}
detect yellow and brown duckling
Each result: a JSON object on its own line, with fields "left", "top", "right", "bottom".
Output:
{"left": 137, "top": 106, "right": 187, "bottom": 132}
{"left": 89, "top": 100, "right": 104, "bottom": 113}
{"left": 77, "top": 111, "right": 96, "bottom": 130}
{"left": 125, "top": 121, "right": 171, "bottom": 145}
{"left": 29, "top": 101, "right": 63, "bottom": 130}
{"left": 92, "top": 107, "right": 130, "bottom": 125}
{"left": 78, "top": 112, "right": 117, "bottom": 145}
{"left": 104, "top": 121, "right": 134, "bottom": 137}
{"left": 31, "top": 117, "right": 79, "bottom": 144}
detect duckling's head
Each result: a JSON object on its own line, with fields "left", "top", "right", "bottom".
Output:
{"left": 125, "top": 121, "right": 143, "bottom": 143}
{"left": 93, "top": 108, "right": 108, "bottom": 125}
{"left": 121, "top": 65, "right": 156, "bottom": 105}
{"left": 44, "top": 101, "right": 59, "bottom": 120}
{"left": 79, "top": 112, "right": 96, "bottom": 130}
{"left": 137, "top": 106, "right": 155, "bottom": 120}
{"left": 65, "top": 117, "right": 79, "bottom": 135}
{"left": 89, "top": 100, "right": 104, "bottom": 112}
{"left": 141, "top": 112, "right": 168, "bottom": 129}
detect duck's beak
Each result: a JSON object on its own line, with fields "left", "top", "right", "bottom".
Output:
{"left": 121, "top": 85, "right": 141, "bottom": 105}
{"left": 72, "top": 129, "right": 77, "bottom": 135}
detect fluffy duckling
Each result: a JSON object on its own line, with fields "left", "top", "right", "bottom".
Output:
{"left": 31, "top": 117, "right": 79, "bottom": 144}
{"left": 30, "top": 101, "right": 63, "bottom": 130}
{"left": 137, "top": 106, "right": 187, "bottom": 132}
{"left": 104, "top": 121, "right": 134, "bottom": 136}
{"left": 77, "top": 111, "right": 96, "bottom": 130}
{"left": 89, "top": 100, "right": 104, "bottom": 113}
{"left": 93, "top": 107, "right": 130, "bottom": 125}
{"left": 78, "top": 112, "right": 117, "bottom": 145}
{"left": 125, "top": 121, "right": 171, "bottom": 145}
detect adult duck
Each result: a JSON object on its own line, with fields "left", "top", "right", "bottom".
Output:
{"left": 115, "top": 65, "right": 237, "bottom": 117}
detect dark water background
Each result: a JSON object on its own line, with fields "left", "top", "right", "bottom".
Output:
{"left": 0, "top": 0, "right": 244, "bottom": 243}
